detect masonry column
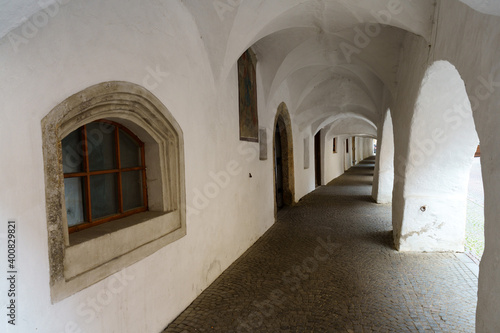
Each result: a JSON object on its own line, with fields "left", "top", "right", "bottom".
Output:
{"left": 372, "top": 111, "right": 394, "bottom": 204}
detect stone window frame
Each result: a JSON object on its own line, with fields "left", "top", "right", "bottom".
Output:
{"left": 42, "top": 81, "right": 186, "bottom": 303}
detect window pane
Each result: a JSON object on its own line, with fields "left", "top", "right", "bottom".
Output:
{"left": 122, "top": 171, "right": 144, "bottom": 211}
{"left": 64, "top": 177, "right": 86, "bottom": 227}
{"left": 119, "top": 129, "right": 141, "bottom": 168}
{"left": 87, "top": 122, "right": 116, "bottom": 171}
{"left": 90, "top": 174, "right": 118, "bottom": 219}
{"left": 62, "top": 129, "right": 83, "bottom": 173}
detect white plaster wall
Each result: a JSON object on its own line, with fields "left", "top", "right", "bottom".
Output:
{"left": 3, "top": 0, "right": 500, "bottom": 331}
{"left": 390, "top": 32, "right": 430, "bottom": 248}
{"left": 323, "top": 135, "right": 346, "bottom": 185}
{"left": 354, "top": 137, "right": 374, "bottom": 162}
{"left": 294, "top": 131, "right": 316, "bottom": 200}
{"left": 0, "top": 1, "right": 275, "bottom": 332}
{"left": 344, "top": 137, "right": 354, "bottom": 171}
{"left": 361, "top": 139, "right": 366, "bottom": 160}
{"left": 294, "top": 131, "right": 375, "bottom": 199}
{"left": 429, "top": 1, "right": 500, "bottom": 330}
{"left": 294, "top": 132, "right": 360, "bottom": 198}
{"left": 398, "top": 61, "right": 478, "bottom": 252}
{"left": 355, "top": 137, "right": 366, "bottom": 163}
{"left": 372, "top": 111, "right": 394, "bottom": 203}
{"left": 389, "top": 0, "right": 500, "bottom": 329}
{"left": 362, "top": 138, "right": 374, "bottom": 159}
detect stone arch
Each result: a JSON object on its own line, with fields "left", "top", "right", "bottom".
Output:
{"left": 41, "top": 81, "right": 186, "bottom": 301}
{"left": 273, "top": 102, "right": 295, "bottom": 210}
{"left": 395, "top": 61, "right": 479, "bottom": 251}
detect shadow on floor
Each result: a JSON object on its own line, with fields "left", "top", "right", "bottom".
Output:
{"left": 163, "top": 157, "right": 478, "bottom": 333}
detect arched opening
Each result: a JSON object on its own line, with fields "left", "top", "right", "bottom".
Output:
{"left": 273, "top": 102, "right": 295, "bottom": 210}
{"left": 314, "top": 130, "right": 322, "bottom": 187}
{"left": 396, "top": 61, "right": 480, "bottom": 252}
{"left": 41, "top": 81, "right": 186, "bottom": 302}
{"left": 275, "top": 121, "right": 285, "bottom": 208}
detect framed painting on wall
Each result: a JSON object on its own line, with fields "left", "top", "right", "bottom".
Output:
{"left": 238, "top": 49, "right": 259, "bottom": 142}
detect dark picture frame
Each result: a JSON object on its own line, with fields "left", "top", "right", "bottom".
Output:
{"left": 238, "top": 49, "right": 259, "bottom": 142}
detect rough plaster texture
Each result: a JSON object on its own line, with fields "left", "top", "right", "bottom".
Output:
{"left": 372, "top": 110, "right": 394, "bottom": 204}
{"left": 398, "top": 61, "right": 478, "bottom": 252}
{"left": 429, "top": 1, "right": 500, "bottom": 330}
{"left": 389, "top": 0, "right": 500, "bottom": 329}
{"left": 323, "top": 134, "right": 345, "bottom": 185}
{"left": 0, "top": 2, "right": 273, "bottom": 331}
{"left": 390, "top": 32, "right": 430, "bottom": 251}
{"left": 1, "top": 0, "right": 500, "bottom": 331}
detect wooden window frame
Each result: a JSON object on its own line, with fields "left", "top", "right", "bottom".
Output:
{"left": 63, "top": 120, "right": 148, "bottom": 233}
{"left": 333, "top": 137, "right": 337, "bottom": 153}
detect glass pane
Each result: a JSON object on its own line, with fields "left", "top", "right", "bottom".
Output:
{"left": 62, "top": 129, "right": 83, "bottom": 173}
{"left": 87, "top": 122, "right": 116, "bottom": 171}
{"left": 119, "top": 129, "right": 141, "bottom": 168}
{"left": 122, "top": 170, "right": 144, "bottom": 211}
{"left": 64, "top": 177, "right": 86, "bottom": 227}
{"left": 90, "top": 174, "right": 118, "bottom": 220}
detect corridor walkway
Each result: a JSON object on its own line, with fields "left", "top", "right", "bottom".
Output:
{"left": 164, "top": 157, "right": 478, "bottom": 332}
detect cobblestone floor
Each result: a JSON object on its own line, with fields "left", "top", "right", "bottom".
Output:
{"left": 164, "top": 157, "right": 478, "bottom": 333}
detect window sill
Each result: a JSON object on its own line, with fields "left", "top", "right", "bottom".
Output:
{"left": 69, "top": 211, "right": 169, "bottom": 247}
{"left": 52, "top": 210, "right": 185, "bottom": 302}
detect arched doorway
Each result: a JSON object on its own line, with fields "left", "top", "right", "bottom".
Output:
{"left": 275, "top": 122, "right": 285, "bottom": 208}
{"left": 273, "top": 102, "right": 295, "bottom": 211}
{"left": 314, "top": 130, "right": 321, "bottom": 187}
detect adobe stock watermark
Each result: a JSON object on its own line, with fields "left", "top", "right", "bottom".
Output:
{"left": 394, "top": 65, "right": 500, "bottom": 183}
{"left": 57, "top": 268, "right": 135, "bottom": 333}
{"left": 62, "top": 121, "right": 115, "bottom": 169}
{"left": 236, "top": 235, "right": 340, "bottom": 332}
{"left": 7, "top": 0, "right": 72, "bottom": 54}
{"left": 213, "top": 0, "right": 243, "bottom": 21}
{"left": 187, "top": 141, "right": 259, "bottom": 218}
{"left": 338, "top": 0, "right": 410, "bottom": 63}
{"left": 142, "top": 65, "right": 170, "bottom": 91}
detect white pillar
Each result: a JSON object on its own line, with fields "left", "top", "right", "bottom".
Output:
{"left": 372, "top": 111, "right": 394, "bottom": 203}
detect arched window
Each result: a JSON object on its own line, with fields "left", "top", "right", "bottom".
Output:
{"left": 42, "top": 81, "right": 186, "bottom": 302}
{"left": 62, "top": 120, "right": 148, "bottom": 232}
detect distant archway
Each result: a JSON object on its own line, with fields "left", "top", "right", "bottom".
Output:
{"left": 396, "top": 61, "right": 479, "bottom": 251}
{"left": 273, "top": 102, "right": 295, "bottom": 210}
{"left": 314, "top": 130, "right": 322, "bottom": 187}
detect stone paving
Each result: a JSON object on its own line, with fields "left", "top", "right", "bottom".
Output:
{"left": 163, "top": 157, "right": 478, "bottom": 333}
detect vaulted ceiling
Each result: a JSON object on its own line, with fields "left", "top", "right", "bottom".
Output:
{"left": 2, "top": 0, "right": 496, "bottom": 138}
{"left": 182, "top": 0, "right": 436, "bottom": 136}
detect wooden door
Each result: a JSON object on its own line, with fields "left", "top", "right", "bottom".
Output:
{"left": 275, "top": 124, "right": 284, "bottom": 209}
{"left": 314, "top": 131, "right": 321, "bottom": 187}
